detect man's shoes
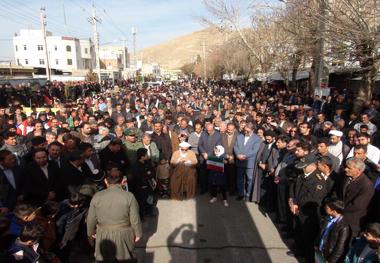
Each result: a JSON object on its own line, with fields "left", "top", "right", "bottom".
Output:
{"left": 286, "top": 250, "right": 303, "bottom": 257}
{"left": 223, "top": 200, "right": 229, "bottom": 207}
{"left": 236, "top": 195, "right": 244, "bottom": 201}
{"left": 209, "top": 197, "right": 217, "bottom": 203}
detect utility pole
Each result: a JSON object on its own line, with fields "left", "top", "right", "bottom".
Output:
{"left": 40, "top": 7, "right": 51, "bottom": 81}
{"left": 88, "top": 3, "right": 101, "bottom": 83}
{"left": 122, "top": 37, "right": 127, "bottom": 70}
{"left": 132, "top": 27, "right": 137, "bottom": 69}
{"left": 9, "top": 61, "right": 12, "bottom": 77}
{"left": 202, "top": 40, "right": 207, "bottom": 80}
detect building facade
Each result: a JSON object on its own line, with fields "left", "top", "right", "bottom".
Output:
{"left": 13, "top": 29, "right": 95, "bottom": 73}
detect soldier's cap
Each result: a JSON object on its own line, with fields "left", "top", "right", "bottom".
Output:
{"left": 295, "top": 154, "right": 318, "bottom": 169}
{"left": 124, "top": 128, "right": 136, "bottom": 136}
{"left": 125, "top": 118, "right": 134, "bottom": 123}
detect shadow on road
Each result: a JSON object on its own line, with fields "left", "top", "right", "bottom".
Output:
{"left": 135, "top": 207, "right": 160, "bottom": 263}
{"left": 164, "top": 195, "right": 277, "bottom": 263}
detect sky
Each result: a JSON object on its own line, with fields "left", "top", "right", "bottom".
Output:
{"left": 0, "top": 0, "right": 210, "bottom": 61}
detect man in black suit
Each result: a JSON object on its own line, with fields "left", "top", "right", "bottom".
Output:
{"left": 22, "top": 149, "right": 61, "bottom": 205}
{"left": 0, "top": 150, "right": 22, "bottom": 212}
{"left": 343, "top": 157, "right": 375, "bottom": 238}
{"left": 60, "top": 150, "right": 86, "bottom": 198}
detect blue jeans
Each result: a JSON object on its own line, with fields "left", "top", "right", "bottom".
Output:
{"left": 236, "top": 167, "right": 254, "bottom": 197}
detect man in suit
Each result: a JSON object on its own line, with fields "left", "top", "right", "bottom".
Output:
{"left": 0, "top": 150, "right": 22, "bottom": 212}
{"left": 198, "top": 122, "right": 222, "bottom": 194}
{"left": 234, "top": 122, "right": 262, "bottom": 201}
{"left": 60, "top": 150, "right": 87, "bottom": 199}
{"left": 22, "top": 149, "right": 61, "bottom": 205}
{"left": 343, "top": 157, "right": 374, "bottom": 238}
{"left": 221, "top": 122, "right": 238, "bottom": 195}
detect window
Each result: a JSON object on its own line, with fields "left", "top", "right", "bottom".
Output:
{"left": 37, "top": 45, "right": 43, "bottom": 51}
{"left": 23, "top": 45, "right": 27, "bottom": 50}
{"left": 67, "top": 59, "right": 72, "bottom": 65}
{"left": 15, "top": 45, "right": 18, "bottom": 52}
{"left": 54, "top": 45, "right": 57, "bottom": 51}
{"left": 66, "top": 45, "right": 71, "bottom": 52}
{"left": 85, "top": 48, "right": 88, "bottom": 54}
{"left": 25, "top": 59, "right": 28, "bottom": 65}
{"left": 39, "top": 59, "right": 45, "bottom": 65}
{"left": 17, "top": 59, "right": 20, "bottom": 65}
{"left": 55, "top": 59, "right": 59, "bottom": 65}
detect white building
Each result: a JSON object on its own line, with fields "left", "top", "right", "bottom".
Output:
{"left": 13, "top": 29, "right": 95, "bottom": 74}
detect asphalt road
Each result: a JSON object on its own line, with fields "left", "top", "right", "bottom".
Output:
{"left": 134, "top": 195, "right": 298, "bottom": 263}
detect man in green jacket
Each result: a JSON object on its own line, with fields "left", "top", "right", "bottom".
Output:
{"left": 123, "top": 128, "right": 144, "bottom": 165}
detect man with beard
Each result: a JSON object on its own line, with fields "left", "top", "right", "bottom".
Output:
{"left": 347, "top": 132, "right": 380, "bottom": 164}
{"left": 252, "top": 130, "right": 279, "bottom": 211}
{"left": 123, "top": 129, "right": 143, "bottom": 166}
{"left": 234, "top": 122, "right": 262, "bottom": 201}
{"left": 221, "top": 123, "right": 238, "bottom": 195}
{"left": 328, "top": 130, "right": 350, "bottom": 165}
{"left": 22, "top": 149, "right": 61, "bottom": 205}
{"left": 317, "top": 137, "right": 341, "bottom": 173}
{"left": 353, "top": 144, "right": 380, "bottom": 183}
{"left": 151, "top": 121, "right": 172, "bottom": 197}
{"left": 72, "top": 122, "right": 95, "bottom": 145}
{"left": 274, "top": 137, "right": 297, "bottom": 225}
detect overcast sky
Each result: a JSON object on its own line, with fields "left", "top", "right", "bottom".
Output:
{"left": 0, "top": 0, "right": 209, "bottom": 61}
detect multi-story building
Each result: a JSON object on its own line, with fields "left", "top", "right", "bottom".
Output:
{"left": 13, "top": 29, "right": 95, "bottom": 74}
{"left": 99, "top": 45, "right": 128, "bottom": 80}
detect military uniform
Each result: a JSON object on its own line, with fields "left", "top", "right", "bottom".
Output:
{"left": 123, "top": 128, "right": 144, "bottom": 165}
{"left": 291, "top": 169, "right": 330, "bottom": 262}
{"left": 87, "top": 184, "right": 142, "bottom": 262}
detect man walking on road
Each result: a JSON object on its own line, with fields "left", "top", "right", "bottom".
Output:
{"left": 87, "top": 163, "right": 142, "bottom": 262}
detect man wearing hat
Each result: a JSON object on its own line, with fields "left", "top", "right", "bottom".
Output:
{"left": 288, "top": 154, "right": 330, "bottom": 262}
{"left": 123, "top": 128, "right": 143, "bottom": 166}
{"left": 328, "top": 129, "right": 350, "bottom": 165}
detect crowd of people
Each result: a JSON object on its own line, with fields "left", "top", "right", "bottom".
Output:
{"left": 0, "top": 79, "right": 379, "bottom": 262}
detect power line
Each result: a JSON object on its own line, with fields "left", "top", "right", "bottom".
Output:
{"left": 1, "top": 0, "right": 90, "bottom": 37}
{"left": 100, "top": 7, "right": 128, "bottom": 38}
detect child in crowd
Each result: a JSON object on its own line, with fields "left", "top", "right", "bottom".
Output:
{"left": 207, "top": 145, "right": 228, "bottom": 207}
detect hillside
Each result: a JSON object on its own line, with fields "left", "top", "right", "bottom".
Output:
{"left": 137, "top": 27, "right": 227, "bottom": 70}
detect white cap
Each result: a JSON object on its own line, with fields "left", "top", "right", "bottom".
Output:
{"left": 179, "top": 142, "right": 191, "bottom": 149}
{"left": 329, "top": 130, "right": 343, "bottom": 137}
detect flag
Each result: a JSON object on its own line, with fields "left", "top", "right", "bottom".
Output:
{"left": 206, "top": 156, "right": 224, "bottom": 172}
